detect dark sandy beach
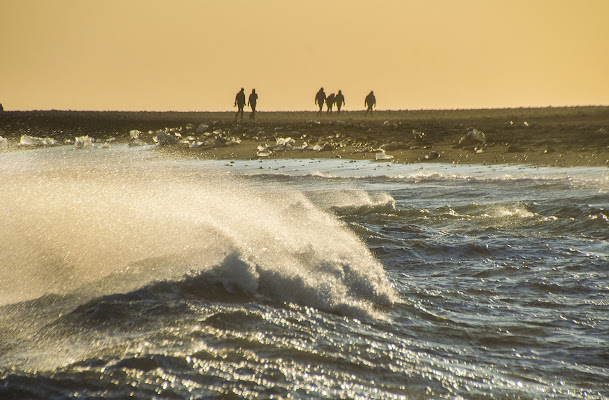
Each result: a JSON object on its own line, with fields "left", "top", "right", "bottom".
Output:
{"left": 1, "top": 107, "right": 608, "bottom": 167}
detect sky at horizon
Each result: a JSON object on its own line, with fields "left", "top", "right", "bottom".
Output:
{"left": 1, "top": 0, "right": 608, "bottom": 112}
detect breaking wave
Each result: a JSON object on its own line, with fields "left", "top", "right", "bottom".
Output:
{"left": 0, "top": 147, "right": 396, "bottom": 316}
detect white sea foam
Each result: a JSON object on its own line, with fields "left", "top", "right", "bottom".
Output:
{"left": 210, "top": 158, "right": 609, "bottom": 189}
{"left": 0, "top": 146, "right": 396, "bottom": 316}
{"left": 306, "top": 190, "right": 395, "bottom": 213}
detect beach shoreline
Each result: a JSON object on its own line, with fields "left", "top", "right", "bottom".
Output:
{"left": 1, "top": 107, "right": 608, "bottom": 167}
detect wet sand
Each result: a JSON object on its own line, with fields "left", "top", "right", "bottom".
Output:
{"left": 1, "top": 107, "right": 608, "bottom": 167}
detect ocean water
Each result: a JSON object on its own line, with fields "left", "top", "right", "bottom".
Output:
{"left": 0, "top": 144, "right": 607, "bottom": 399}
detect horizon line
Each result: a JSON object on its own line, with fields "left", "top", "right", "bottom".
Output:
{"left": 2, "top": 104, "right": 608, "bottom": 113}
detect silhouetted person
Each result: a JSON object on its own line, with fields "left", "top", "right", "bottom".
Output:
{"left": 335, "top": 90, "right": 345, "bottom": 114}
{"left": 248, "top": 89, "right": 258, "bottom": 120}
{"left": 234, "top": 88, "right": 246, "bottom": 121}
{"left": 365, "top": 91, "right": 376, "bottom": 115}
{"left": 326, "top": 93, "right": 336, "bottom": 113}
{"left": 0, "top": 103, "right": 3, "bottom": 112}
{"left": 315, "top": 87, "right": 326, "bottom": 115}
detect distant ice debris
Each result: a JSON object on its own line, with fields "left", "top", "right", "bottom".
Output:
{"left": 275, "top": 137, "right": 295, "bottom": 147}
{"left": 195, "top": 124, "right": 209, "bottom": 134}
{"left": 459, "top": 129, "right": 486, "bottom": 146}
{"left": 412, "top": 129, "right": 426, "bottom": 143}
{"left": 130, "top": 130, "right": 143, "bottom": 139}
{"left": 383, "top": 120, "right": 400, "bottom": 130}
{"left": 256, "top": 138, "right": 296, "bottom": 156}
{"left": 257, "top": 145, "right": 272, "bottom": 157}
{"left": 292, "top": 141, "right": 309, "bottom": 151}
{"left": 74, "top": 135, "right": 94, "bottom": 149}
{"left": 211, "top": 135, "right": 241, "bottom": 147}
{"left": 189, "top": 141, "right": 205, "bottom": 149}
{"left": 475, "top": 143, "right": 487, "bottom": 153}
{"left": 153, "top": 130, "right": 179, "bottom": 145}
{"left": 312, "top": 143, "right": 333, "bottom": 152}
{"left": 424, "top": 151, "right": 440, "bottom": 160}
{"left": 19, "top": 135, "right": 57, "bottom": 147}
{"left": 375, "top": 150, "right": 394, "bottom": 161}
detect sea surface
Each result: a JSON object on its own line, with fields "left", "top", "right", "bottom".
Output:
{"left": 0, "top": 144, "right": 607, "bottom": 399}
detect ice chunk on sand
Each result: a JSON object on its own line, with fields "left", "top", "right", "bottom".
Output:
{"left": 195, "top": 124, "right": 210, "bottom": 134}
{"left": 375, "top": 150, "right": 394, "bottom": 161}
{"left": 153, "top": 130, "right": 179, "bottom": 145}
{"left": 276, "top": 137, "right": 294, "bottom": 147}
{"left": 130, "top": 130, "right": 143, "bottom": 139}
{"left": 19, "top": 135, "right": 57, "bottom": 146}
{"left": 459, "top": 129, "right": 486, "bottom": 145}
{"left": 74, "top": 135, "right": 94, "bottom": 149}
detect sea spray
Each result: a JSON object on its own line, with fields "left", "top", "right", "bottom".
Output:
{"left": 0, "top": 146, "right": 396, "bottom": 316}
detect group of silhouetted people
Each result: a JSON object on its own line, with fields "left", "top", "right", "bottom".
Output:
{"left": 234, "top": 88, "right": 258, "bottom": 121}
{"left": 315, "top": 88, "right": 347, "bottom": 115}
{"left": 316, "top": 88, "right": 375, "bottom": 116}
{"left": 233, "top": 87, "right": 376, "bottom": 121}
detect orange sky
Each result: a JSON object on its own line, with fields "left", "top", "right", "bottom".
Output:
{"left": 1, "top": 0, "right": 608, "bottom": 111}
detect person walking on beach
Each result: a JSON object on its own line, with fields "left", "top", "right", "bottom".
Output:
{"left": 315, "top": 87, "right": 326, "bottom": 116}
{"left": 365, "top": 90, "right": 376, "bottom": 116}
{"left": 234, "top": 88, "right": 246, "bottom": 121}
{"left": 248, "top": 89, "right": 258, "bottom": 120}
{"left": 335, "top": 90, "right": 345, "bottom": 114}
{"left": 326, "top": 93, "right": 336, "bottom": 113}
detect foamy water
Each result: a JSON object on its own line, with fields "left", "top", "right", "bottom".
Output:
{"left": 1, "top": 145, "right": 607, "bottom": 399}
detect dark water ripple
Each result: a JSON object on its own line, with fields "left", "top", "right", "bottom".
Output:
{"left": 341, "top": 171, "right": 609, "bottom": 398}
